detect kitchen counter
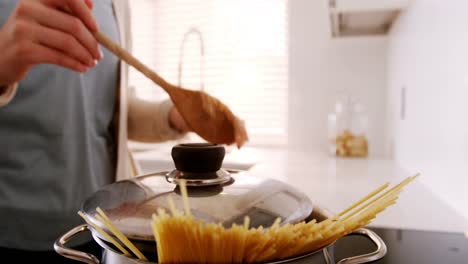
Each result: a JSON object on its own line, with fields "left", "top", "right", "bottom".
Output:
{"left": 133, "top": 144, "right": 468, "bottom": 234}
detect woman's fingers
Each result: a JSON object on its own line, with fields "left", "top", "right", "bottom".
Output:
{"left": 0, "top": 0, "right": 99, "bottom": 85}
{"left": 169, "top": 106, "right": 191, "bottom": 133}
{"left": 63, "top": 0, "right": 97, "bottom": 31}
{"left": 28, "top": 1, "right": 101, "bottom": 60}
{"left": 33, "top": 22, "right": 95, "bottom": 67}
{"left": 40, "top": 0, "right": 98, "bottom": 32}
{"left": 27, "top": 42, "right": 89, "bottom": 73}
{"left": 232, "top": 117, "right": 248, "bottom": 148}
{"left": 84, "top": 0, "right": 93, "bottom": 10}
{"left": 236, "top": 123, "right": 248, "bottom": 148}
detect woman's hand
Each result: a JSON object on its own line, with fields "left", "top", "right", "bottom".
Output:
{"left": 169, "top": 105, "right": 248, "bottom": 148}
{"left": 0, "top": 0, "right": 102, "bottom": 86}
{"left": 169, "top": 106, "right": 191, "bottom": 133}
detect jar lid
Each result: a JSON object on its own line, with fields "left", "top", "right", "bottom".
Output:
{"left": 80, "top": 144, "right": 313, "bottom": 242}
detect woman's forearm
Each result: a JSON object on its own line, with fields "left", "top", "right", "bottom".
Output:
{"left": 127, "top": 96, "right": 186, "bottom": 142}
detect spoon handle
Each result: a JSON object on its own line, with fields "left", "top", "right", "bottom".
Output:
{"left": 94, "top": 31, "right": 173, "bottom": 93}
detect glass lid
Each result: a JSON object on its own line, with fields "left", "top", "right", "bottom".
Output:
{"left": 81, "top": 143, "right": 313, "bottom": 242}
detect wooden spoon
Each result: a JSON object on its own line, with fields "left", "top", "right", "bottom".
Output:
{"left": 94, "top": 31, "right": 248, "bottom": 148}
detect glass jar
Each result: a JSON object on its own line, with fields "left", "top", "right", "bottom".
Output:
{"left": 328, "top": 95, "right": 369, "bottom": 158}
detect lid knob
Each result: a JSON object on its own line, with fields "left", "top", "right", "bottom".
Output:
{"left": 171, "top": 143, "right": 225, "bottom": 173}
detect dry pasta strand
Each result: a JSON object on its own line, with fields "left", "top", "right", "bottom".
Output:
{"left": 178, "top": 179, "right": 192, "bottom": 217}
{"left": 95, "top": 207, "right": 148, "bottom": 261}
{"left": 77, "top": 211, "right": 132, "bottom": 257}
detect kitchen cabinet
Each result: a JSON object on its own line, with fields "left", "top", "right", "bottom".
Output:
{"left": 329, "top": 0, "right": 412, "bottom": 37}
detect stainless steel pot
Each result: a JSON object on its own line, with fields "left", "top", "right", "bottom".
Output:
{"left": 55, "top": 207, "right": 386, "bottom": 264}
{"left": 54, "top": 143, "right": 387, "bottom": 263}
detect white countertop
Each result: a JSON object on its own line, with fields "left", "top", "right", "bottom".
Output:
{"left": 133, "top": 144, "right": 468, "bottom": 234}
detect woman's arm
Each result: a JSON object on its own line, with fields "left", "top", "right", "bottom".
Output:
{"left": 127, "top": 94, "right": 189, "bottom": 143}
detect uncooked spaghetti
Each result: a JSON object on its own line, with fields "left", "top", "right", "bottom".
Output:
{"left": 151, "top": 175, "right": 419, "bottom": 263}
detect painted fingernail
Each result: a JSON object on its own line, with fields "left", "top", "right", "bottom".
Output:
{"left": 99, "top": 47, "right": 104, "bottom": 59}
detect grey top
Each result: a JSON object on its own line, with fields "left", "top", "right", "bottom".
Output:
{"left": 0, "top": 0, "right": 120, "bottom": 250}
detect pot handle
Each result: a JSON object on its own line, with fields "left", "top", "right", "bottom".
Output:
{"left": 336, "top": 228, "right": 387, "bottom": 264}
{"left": 54, "top": 224, "right": 100, "bottom": 264}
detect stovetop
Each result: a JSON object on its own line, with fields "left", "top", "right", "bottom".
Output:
{"left": 333, "top": 227, "right": 468, "bottom": 264}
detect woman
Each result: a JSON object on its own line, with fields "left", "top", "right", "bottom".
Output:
{"left": 0, "top": 0, "right": 192, "bottom": 262}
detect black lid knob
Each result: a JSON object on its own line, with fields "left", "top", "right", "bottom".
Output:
{"left": 171, "top": 143, "right": 225, "bottom": 173}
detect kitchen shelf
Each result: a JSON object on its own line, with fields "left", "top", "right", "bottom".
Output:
{"left": 329, "top": 0, "right": 412, "bottom": 37}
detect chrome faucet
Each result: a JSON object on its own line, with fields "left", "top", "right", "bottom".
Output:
{"left": 178, "top": 27, "right": 205, "bottom": 91}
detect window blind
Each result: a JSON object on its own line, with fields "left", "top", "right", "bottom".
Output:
{"left": 128, "top": 0, "right": 289, "bottom": 145}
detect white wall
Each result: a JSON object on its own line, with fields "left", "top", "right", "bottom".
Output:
{"left": 288, "top": 0, "right": 388, "bottom": 158}
{"left": 387, "top": 0, "right": 468, "bottom": 219}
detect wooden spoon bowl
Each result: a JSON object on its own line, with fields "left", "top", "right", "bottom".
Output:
{"left": 94, "top": 32, "right": 248, "bottom": 147}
